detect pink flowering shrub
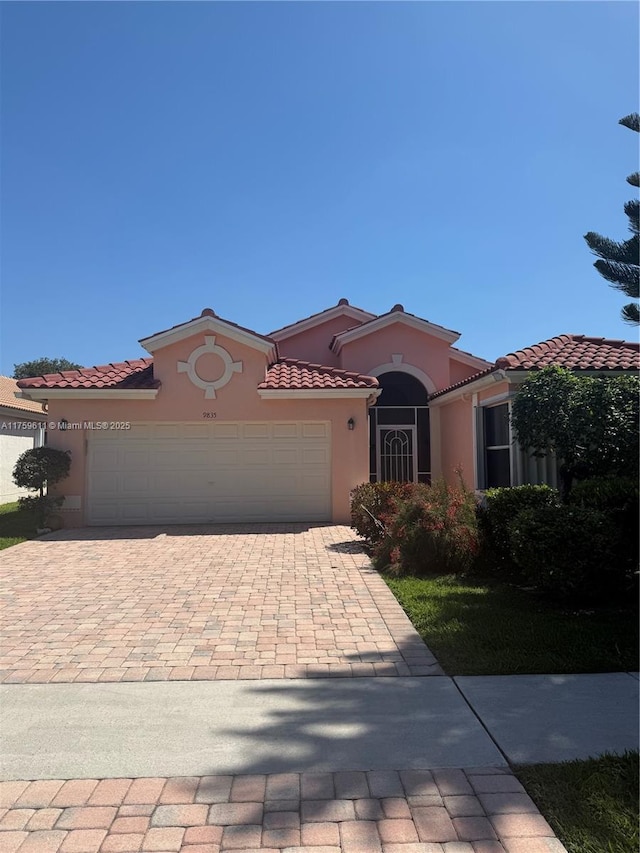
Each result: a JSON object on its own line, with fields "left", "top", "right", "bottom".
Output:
{"left": 372, "top": 477, "right": 480, "bottom": 576}
{"left": 350, "top": 481, "right": 418, "bottom": 545}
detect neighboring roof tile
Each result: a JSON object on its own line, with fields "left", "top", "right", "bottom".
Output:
{"left": 0, "top": 376, "right": 46, "bottom": 413}
{"left": 259, "top": 358, "right": 379, "bottom": 390}
{"left": 16, "top": 359, "right": 158, "bottom": 390}
{"left": 431, "top": 334, "right": 640, "bottom": 399}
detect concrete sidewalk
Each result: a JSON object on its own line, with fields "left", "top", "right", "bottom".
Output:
{"left": 456, "top": 671, "right": 640, "bottom": 764}
{"left": 0, "top": 678, "right": 506, "bottom": 780}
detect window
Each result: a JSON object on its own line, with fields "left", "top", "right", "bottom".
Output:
{"left": 482, "top": 403, "right": 511, "bottom": 488}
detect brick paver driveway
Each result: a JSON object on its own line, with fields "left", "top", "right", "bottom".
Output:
{"left": 0, "top": 524, "right": 440, "bottom": 685}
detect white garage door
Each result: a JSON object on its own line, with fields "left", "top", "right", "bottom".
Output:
{"left": 88, "top": 421, "right": 331, "bottom": 525}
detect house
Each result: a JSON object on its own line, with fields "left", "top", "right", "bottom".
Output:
{"left": 430, "top": 334, "right": 640, "bottom": 491}
{"left": 15, "top": 302, "right": 639, "bottom": 527}
{"left": 0, "top": 376, "right": 46, "bottom": 504}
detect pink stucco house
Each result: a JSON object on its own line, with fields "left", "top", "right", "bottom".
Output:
{"left": 16, "top": 300, "right": 639, "bottom": 527}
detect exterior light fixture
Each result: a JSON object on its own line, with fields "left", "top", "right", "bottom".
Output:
{"left": 347, "top": 418, "right": 355, "bottom": 431}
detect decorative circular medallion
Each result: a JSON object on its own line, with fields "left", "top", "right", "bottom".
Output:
{"left": 177, "top": 336, "right": 243, "bottom": 399}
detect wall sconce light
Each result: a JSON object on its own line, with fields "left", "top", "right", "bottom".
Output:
{"left": 59, "top": 419, "right": 68, "bottom": 431}
{"left": 347, "top": 418, "right": 355, "bottom": 431}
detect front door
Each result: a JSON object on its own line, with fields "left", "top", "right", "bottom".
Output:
{"left": 377, "top": 425, "right": 417, "bottom": 483}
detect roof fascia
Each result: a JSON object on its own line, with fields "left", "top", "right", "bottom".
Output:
{"left": 140, "top": 316, "right": 276, "bottom": 359}
{"left": 19, "top": 389, "right": 159, "bottom": 401}
{"left": 332, "top": 313, "right": 460, "bottom": 353}
{"left": 269, "top": 305, "right": 376, "bottom": 341}
{"left": 258, "top": 388, "right": 381, "bottom": 400}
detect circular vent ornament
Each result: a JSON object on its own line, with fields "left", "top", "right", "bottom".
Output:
{"left": 177, "top": 336, "right": 243, "bottom": 399}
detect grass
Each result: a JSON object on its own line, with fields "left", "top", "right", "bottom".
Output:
{"left": 516, "top": 752, "right": 639, "bottom": 853}
{"left": 0, "top": 501, "right": 38, "bottom": 550}
{"left": 385, "top": 574, "right": 638, "bottom": 675}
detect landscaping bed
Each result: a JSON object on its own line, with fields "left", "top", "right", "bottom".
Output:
{"left": 385, "top": 573, "right": 638, "bottom": 676}
{"left": 515, "top": 751, "right": 639, "bottom": 853}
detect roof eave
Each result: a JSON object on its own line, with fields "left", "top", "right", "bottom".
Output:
{"left": 331, "top": 313, "right": 460, "bottom": 353}
{"left": 19, "top": 389, "right": 160, "bottom": 401}
{"left": 258, "top": 387, "right": 381, "bottom": 399}
{"left": 140, "top": 315, "right": 277, "bottom": 359}
{"left": 269, "top": 305, "right": 376, "bottom": 341}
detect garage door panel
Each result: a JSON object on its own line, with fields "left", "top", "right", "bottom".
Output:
{"left": 302, "top": 448, "right": 329, "bottom": 465}
{"left": 212, "top": 424, "right": 240, "bottom": 438}
{"left": 242, "top": 423, "right": 270, "bottom": 439}
{"left": 88, "top": 421, "right": 331, "bottom": 525}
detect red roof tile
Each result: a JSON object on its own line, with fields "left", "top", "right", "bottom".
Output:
{"left": 431, "top": 334, "right": 640, "bottom": 399}
{"left": 259, "top": 358, "right": 379, "bottom": 390}
{"left": 495, "top": 334, "right": 640, "bottom": 371}
{"left": 16, "top": 359, "right": 158, "bottom": 390}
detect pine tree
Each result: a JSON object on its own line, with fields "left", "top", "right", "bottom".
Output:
{"left": 584, "top": 113, "right": 639, "bottom": 325}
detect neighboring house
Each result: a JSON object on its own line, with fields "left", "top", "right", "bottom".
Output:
{"left": 16, "top": 302, "right": 639, "bottom": 527}
{"left": 0, "top": 376, "right": 46, "bottom": 504}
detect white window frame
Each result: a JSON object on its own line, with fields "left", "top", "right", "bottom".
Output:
{"left": 477, "top": 399, "right": 514, "bottom": 489}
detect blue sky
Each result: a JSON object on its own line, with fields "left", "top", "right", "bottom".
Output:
{"left": 1, "top": 1, "right": 638, "bottom": 375}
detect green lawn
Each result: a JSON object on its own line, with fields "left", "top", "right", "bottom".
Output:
{"left": 385, "top": 574, "right": 638, "bottom": 675}
{"left": 0, "top": 501, "right": 37, "bottom": 550}
{"left": 516, "top": 752, "right": 639, "bottom": 853}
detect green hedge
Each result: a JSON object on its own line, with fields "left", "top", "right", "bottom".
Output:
{"left": 476, "top": 485, "right": 560, "bottom": 576}
{"left": 509, "top": 504, "right": 636, "bottom": 604}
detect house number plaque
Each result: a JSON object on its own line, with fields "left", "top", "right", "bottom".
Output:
{"left": 177, "top": 336, "right": 243, "bottom": 399}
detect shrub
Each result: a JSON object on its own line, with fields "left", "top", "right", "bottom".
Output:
{"left": 476, "top": 485, "right": 560, "bottom": 576}
{"left": 568, "top": 476, "right": 639, "bottom": 588}
{"left": 373, "top": 478, "right": 480, "bottom": 577}
{"left": 350, "top": 481, "right": 417, "bottom": 545}
{"left": 13, "top": 446, "right": 71, "bottom": 528}
{"left": 568, "top": 476, "right": 639, "bottom": 512}
{"left": 509, "top": 504, "right": 635, "bottom": 603}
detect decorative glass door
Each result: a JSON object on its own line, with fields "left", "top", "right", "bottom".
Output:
{"left": 377, "top": 425, "right": 417, "bottom": 483}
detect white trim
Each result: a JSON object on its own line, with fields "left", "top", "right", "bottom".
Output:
{"left": 471, "top": 392, "right": 479, "bottom": 489}
{"left": 477, "top": 390, "right": 512, "bottom": 407}
{"left": 177, "top": 336, "right": 243, "bottom": 399}
{"left": 449, "top": 349, "right": 493, "bottom": 370}
{"left": 429, "top": 406, "right": 442, "bottom": 479}
{"left": 429, "top": 370, "right": 506, "bottom": 405}
{"left": 367, "top": 362, "right": 437, "bottom": 395}
{"left": 258, "top": 388, "right": 381, "bottom": 400}
{"left": 19, "top": 389, "right": 159, "bottom": 400}
{"left": 269, "top": 305, "right": 375, "bottom": 340}
{"left": 140, "top": 315, "right": 277, "bottom": 359}
{"left": 331, "top": 312, "right": 460, "bottom": 353}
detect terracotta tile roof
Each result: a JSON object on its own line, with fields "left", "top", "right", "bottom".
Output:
{"left": 431, "top": 334, "right": 640, "bottom": 399}
{"left": 259, "top": 358, "right": 379, "bottom": 390}
{"left": 141, "top": 309, "right": 276, "bottom": 346}
{"left": 16, "top": 359, "right": 158, "bottom": 390}
{"left": 495, "top": 334, "right": 640, "bottom": 371}
{"left": 0, "top": 376, "right": 46, "bottom": 414}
